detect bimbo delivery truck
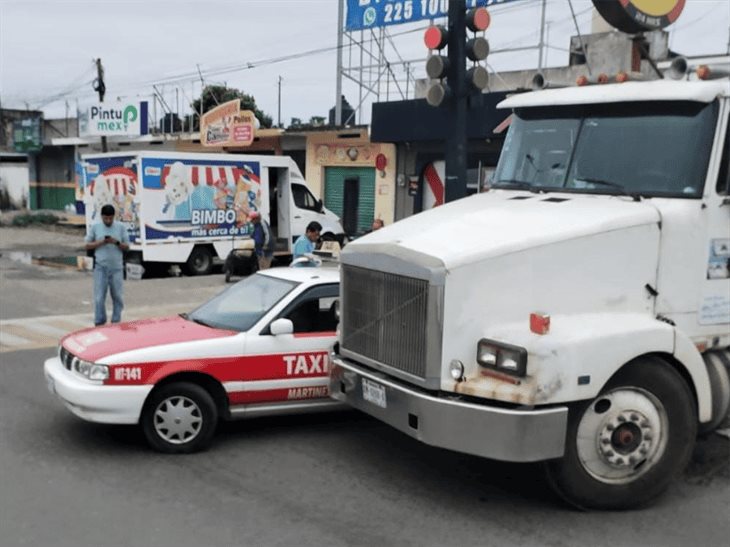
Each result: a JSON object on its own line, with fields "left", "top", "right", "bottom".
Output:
{"left": 330, "top": 75, "right": 730, "bottom": 509}
{"left": 79, "top": 151, "right": 344, "bottom": 275}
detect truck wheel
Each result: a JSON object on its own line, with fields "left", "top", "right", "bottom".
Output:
{"left": 141, "top": 382, "right": 218, "bottom": 454}
{"left": 183, "top": 247, "right": 213, "bottom": 276}
{"left": 544, "top": 357, "right": 696, "bottom": 510}
{"left": 698, "top": 352, "right": 730, "bottom": 435}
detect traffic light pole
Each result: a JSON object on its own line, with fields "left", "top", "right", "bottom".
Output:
{"left": 445, "top": 0, "right": 468, "bottom": 202}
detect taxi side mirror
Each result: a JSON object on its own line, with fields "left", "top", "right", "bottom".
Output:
{"left": 270, "top": 318, "right": 294, "bottom": 336}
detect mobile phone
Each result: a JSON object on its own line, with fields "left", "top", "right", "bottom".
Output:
{"left": 104, "top": 236, "right": 111, "bottom": 241}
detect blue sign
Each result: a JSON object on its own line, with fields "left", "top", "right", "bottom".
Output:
{"left": 345, "top": 0, "right": 522, "bottom": 31}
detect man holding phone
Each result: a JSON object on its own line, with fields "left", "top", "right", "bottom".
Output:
{"left": 85, "top": 204, "right": 130, "bottom": 326}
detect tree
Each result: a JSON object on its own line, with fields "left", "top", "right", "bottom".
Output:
{"left": 191, "top": 85, "right": 273, "bottom": 130}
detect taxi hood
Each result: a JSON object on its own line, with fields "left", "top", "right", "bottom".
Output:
{"left": 61, "top": 315, "right": 236, "bottom": 363}
{"left": 344, "top": 191, "right": 660, "bottom": 270}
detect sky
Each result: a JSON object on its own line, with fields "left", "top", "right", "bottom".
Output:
{"left": 1, "top": 0, "right": 728, "bottom": 127}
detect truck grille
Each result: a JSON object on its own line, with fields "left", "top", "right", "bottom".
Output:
{"left": 341, "top": 265, "right": 430, "bottom": 379}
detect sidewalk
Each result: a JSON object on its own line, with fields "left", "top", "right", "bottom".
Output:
{"left": 0, "top": 303, "right": 202, "bottom": 353}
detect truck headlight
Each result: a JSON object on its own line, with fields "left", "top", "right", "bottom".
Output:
{"left": 476, "top": 339, "right": 527, "bottom": 377}
{"left": 73, "top": 358, "right": 109, "bottom": 381}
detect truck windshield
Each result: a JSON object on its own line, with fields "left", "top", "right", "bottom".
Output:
{"left": 492, "top": 101, "right": 718, "bottom": 198}
{"left": 187, "top": 274, "right": 297, "bottom": 332}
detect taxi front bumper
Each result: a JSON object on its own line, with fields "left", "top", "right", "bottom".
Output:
{"left": 330, "top": 355, "right": 568, "bottom": 462}
{"left": 44, "top": 357, "right": 152, "bottom": 424}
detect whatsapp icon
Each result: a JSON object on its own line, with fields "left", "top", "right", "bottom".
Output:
{"left": 363, "top": 6, "right": 376, "bottom": 27}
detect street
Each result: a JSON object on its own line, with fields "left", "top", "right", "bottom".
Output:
{"left": 1, "top": 226, "right": 729, "bottom": 547}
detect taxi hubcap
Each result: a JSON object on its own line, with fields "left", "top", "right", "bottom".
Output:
{"left": 153, "top": 395, "right": 203, "bottom": 444}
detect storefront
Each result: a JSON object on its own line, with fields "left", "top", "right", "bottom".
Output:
{"left": 304, "top": 128, "right": 396, "bottom": 237}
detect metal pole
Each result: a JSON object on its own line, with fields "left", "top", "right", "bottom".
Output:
{"left": 95, "top": 58, "right": 107, "bottom": 152}
{"left": 335, "top": 0, "right": 344, "bottom": 125}
{"left": 444, "top": 0, "right": 467, "bottom": 203}
{"left": 358, "top": 29, "right": 364, "bottom": 122}
{"left": 277, "top": 76, "right": 282, "bottom": 128}
{"left": 538, "top": 0, "right": 547, "bottom": 70}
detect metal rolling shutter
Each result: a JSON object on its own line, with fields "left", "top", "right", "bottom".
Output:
{"left": 324, "top": 166, "right": 375, "bottom": 235}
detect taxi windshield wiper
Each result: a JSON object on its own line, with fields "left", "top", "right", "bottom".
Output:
{"left": 187, "top": 315, "right": 214, "bottom": 328}
{"left": 574, "top": 177, "right": 642, "bottom": 202}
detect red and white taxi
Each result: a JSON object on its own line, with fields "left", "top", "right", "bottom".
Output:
{"left": 44, "top": 267, "right": 341, "bottom": 453}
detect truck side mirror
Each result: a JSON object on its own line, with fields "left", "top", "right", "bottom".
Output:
{"left": 317, "top": 199, "right": 324, "bottom": 213}
{"left": 270, "top": 318, "right": 293, "bottom": 336}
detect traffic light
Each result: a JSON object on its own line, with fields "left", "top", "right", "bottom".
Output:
{"left": 423, "top": 6, "right": 490, "bottom": 107}
{"left": 465, "top": 7, "right": 490, "bottom": 92}
{"left": 424, "top": 25, "right": 450, "bottom": 107}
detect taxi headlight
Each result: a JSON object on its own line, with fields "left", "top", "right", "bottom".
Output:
{"left": 476, "top": 339, "right": 527, "bottom": 377}
{"left": 73, "top": 358, "right": 109, "bottom": 381}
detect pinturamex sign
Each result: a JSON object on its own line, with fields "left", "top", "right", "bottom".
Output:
{"left": 80, "top": 102, "right": 149, "bottom": 137}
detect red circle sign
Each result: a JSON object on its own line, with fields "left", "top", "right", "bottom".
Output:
{"left": 375, "top": 153, "right": 387, "bottom": 171}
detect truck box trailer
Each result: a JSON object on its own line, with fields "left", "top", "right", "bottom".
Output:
{"left": 79, "top": 151, "right": 344, "bottom": 275}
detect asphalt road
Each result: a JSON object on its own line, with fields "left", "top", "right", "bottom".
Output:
{"left": 1, "top": 228, "right": 729, "bottom": 546}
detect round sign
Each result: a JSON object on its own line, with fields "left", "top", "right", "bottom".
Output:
{"left": 592, "top": 0, "right": 685, "bottom": 33}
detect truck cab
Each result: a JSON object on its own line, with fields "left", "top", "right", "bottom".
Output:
{"left": 330, "top": 78, "right": 730, "bottom": 509}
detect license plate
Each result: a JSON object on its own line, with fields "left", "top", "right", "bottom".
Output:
{"left": 362, "top": 378, "right": 387, "bottom": 409}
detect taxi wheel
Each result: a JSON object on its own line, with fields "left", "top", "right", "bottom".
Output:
{"left": 142, "top": 382, "right": 218, "bottom": 454}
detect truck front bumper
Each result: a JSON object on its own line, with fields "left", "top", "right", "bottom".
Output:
{"left": 44, "top": 357, "right": 152, "bottom": 425}
{"left": 330, "top": 355, "right": 568, "bottom": 462}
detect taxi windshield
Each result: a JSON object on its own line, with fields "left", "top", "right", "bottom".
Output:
{"left": 187, "top": 274, "right": 297, "bottom": 332}
{"left": 492, "top": 100, "right": 718, "bottom": 198}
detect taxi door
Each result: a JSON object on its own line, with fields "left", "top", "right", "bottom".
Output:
{"left": 232, "top": 283, "right": 339, "bottom": 406}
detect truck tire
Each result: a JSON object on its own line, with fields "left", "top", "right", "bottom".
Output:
{"left": 544, "top": 356, "right": 696, "bottom": 510}
{"left": 141, "top": 382, "right": 218, "bottom": 454}
{"left": 183, "top": 246, "right": 213, "bottom": 276}
{"left": 698, "top": 351, "right": 730, "bottom": 435}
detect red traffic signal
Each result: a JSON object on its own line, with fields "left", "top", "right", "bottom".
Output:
{"left": 466, "top": 7, "right": 490, "bottom": 32}
{"left": 424, "top": 25, "right": 448, "bottom": 50}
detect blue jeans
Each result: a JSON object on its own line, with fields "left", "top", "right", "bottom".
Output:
{"left": 93, "top": 265, "right": 124, "bottom": 325}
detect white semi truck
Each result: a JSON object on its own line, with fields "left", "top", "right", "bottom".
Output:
{"left": 330, "top": 76, "right": 730, "bottom": 509}
{"left": 79, "top": 151, "right": 344, "bottom": 275}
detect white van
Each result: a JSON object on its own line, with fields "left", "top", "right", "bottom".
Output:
{"left": 79, "top": 151, "right": 344, "bottom": 274}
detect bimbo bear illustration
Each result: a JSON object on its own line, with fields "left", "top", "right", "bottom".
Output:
{"left": 162, "top": 161, "right": 217, "bottom": 221}
{"left": 89, "top": 175, "right": 114, "bottom": 219}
